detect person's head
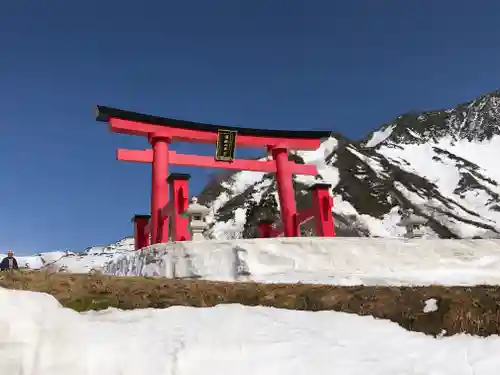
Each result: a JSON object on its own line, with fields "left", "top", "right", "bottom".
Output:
{"left": 7, "top": 250, "right": 13, "bottom": 258}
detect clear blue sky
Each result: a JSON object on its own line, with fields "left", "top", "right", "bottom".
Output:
{"left": 1, "top": 0, "right": 499, "bottom": 254}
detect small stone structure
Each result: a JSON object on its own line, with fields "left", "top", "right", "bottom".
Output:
{"left": 185, "top": 197, "right": 210, "bottom": 241}
{"left": 397, "top": 208, "right": 427, "bottom": 238}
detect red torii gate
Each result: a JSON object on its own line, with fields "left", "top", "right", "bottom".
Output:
{"left": 96, "top": 105, "right": 334, "bottom": 245}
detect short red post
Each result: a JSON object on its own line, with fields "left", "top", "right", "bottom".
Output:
{"left": 167, "top": 173, "right": 191, "bottom": 241}
{"left": 132, "top": 214, "right": 151, "bottom": 250}
{"left": 258, "top": 219, "right": 274, "bottom": 238}
{"left": 149, "top": 135, "right": 171, "bottom": 244}
{"left": 270, "top": 146, "right": 299, "bottom": 237}
{"left": 310, "top": 183, "right": 335, "bottom": 237}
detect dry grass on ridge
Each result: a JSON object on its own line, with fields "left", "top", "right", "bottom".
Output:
{"left": 1, "top": 270, "right": 500, "bottom": 337}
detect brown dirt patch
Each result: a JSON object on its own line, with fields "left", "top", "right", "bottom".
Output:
{"left": 1, "top": 270, "right": 500, "bottom": 337}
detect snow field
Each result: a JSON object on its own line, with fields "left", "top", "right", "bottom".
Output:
{"left": 1, "top": 287, "right": 499, "bottom": 375}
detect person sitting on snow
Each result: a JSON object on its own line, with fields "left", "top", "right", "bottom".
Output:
{"left": 0, "top": 250, "right": 19, "bottom": 271}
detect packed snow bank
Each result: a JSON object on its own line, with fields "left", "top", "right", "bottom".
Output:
{"left": 0, "top": 288, "right": 499, "bottom": 375}
{"left": 105, "top": 237, "right": 500, "bottom": 286}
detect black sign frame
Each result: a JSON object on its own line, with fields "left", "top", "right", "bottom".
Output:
{"left": 215, "top": 129, "right": 237, "bottom": 162}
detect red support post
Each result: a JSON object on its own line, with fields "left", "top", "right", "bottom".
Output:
{"left": 167, "top": 173, "right": 191, "bottom": 241}
{"left": 310, "top": 183, "right": 335, "bottom": 237}
{"left": 132, "top": 214, "right": 151, "bottom": 250}
{"left": 270, "top": 146, "right": 299, "bottom": 237}
{"left": 150, "top": 135, "right": 171, "bottom": 244}
{"left": 257, "top": 219, "right": 274, "bottom": 238}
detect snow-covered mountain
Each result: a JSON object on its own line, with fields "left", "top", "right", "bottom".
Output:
{"left": 198, "top": 90, "right": 500, "bottom": 239}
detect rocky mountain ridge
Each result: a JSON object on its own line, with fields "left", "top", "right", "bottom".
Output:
{"left": 198, "top": 90, "right": 500, "bottom": 239}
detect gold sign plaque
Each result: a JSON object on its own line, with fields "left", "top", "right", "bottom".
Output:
{"left": 215, "top": 129, "right": 237, "bottom": 162}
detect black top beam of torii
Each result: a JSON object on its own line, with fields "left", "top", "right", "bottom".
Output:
{"left": 96, "top": 105, "right": 332, "bottom": 140}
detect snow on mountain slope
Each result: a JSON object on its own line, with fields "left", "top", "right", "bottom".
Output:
{"left": 364, "top": 124, "right": 397, "bottom": 147}
{"left": 376, "top": 136, "right": 500, "bottom": 237}
{"left": 1, "top": 287, "right": 500, "bottom": 375}
{"left": 198, "top": 90, "right": 500, "bottom": 239}
{"left": 82, "top": 236, "right": 135, "bottom": 254}
{"left": 0, "top": 251, "right": 72, "bottom": 270}
{"left": 106, "top": 237, "right": 500, "bottom": 286}
{"left": 1, "top": 237, "right": 136, "bottom": 273}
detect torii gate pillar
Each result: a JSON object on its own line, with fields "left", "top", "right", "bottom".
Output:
{"left": 150, "top": 135, "right": 170, "bottom": 244}
{"left": 270, "top": 146, "right": 299, "bottom": 237}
